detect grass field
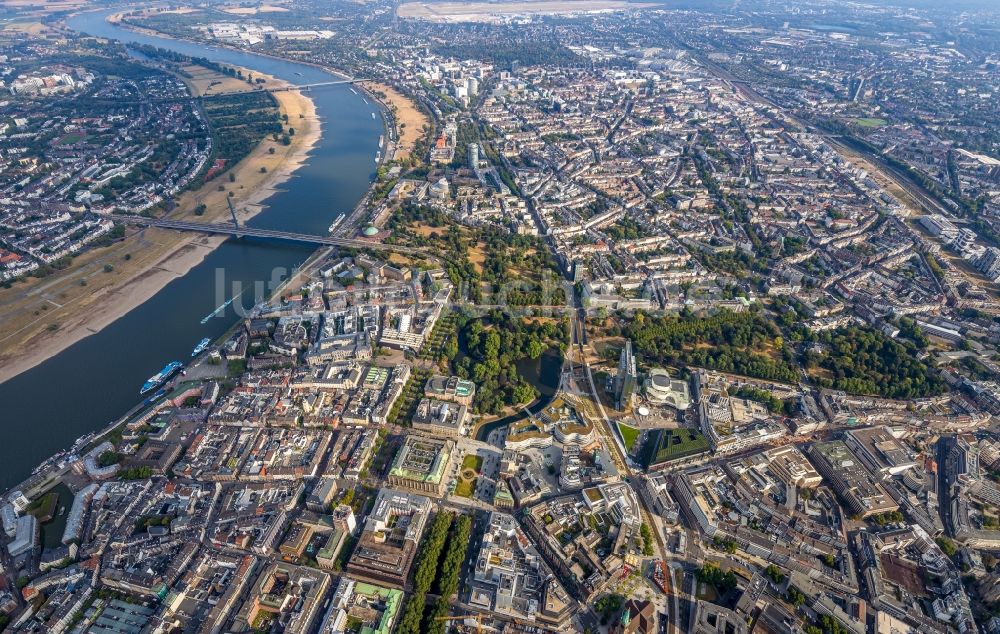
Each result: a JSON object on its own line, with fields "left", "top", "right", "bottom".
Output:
{"left": 853, "top": 117, "right": 888, "bottom": 128}
{"left": 56, "top": 132, "right": 86, "bottom": 145}
{"left": 363, "top": 81, "right": 428, "bottom": 161}
{"left": 454, "top": 478, "right": 475, "bottom": 497}
{"left": 462, "top": 454, "right": 484, "bottom": 472}
{"left": 455, "top": 453, "right": 483, "bottom": 498}
{"left": 180, "top": 63, "right": 257, "bottom": 97}
{"left": 221, "top": 5, "right": 289, "bottom": 14}
{"left": 617, "top": 422, "right": 641, "bottom": 451}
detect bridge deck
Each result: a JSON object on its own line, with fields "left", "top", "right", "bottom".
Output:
{"left": 110, "top": 214, "right": 421, "bottom": 254}
{"left": 201, "top": 78, "right": 363, "bottom": 99}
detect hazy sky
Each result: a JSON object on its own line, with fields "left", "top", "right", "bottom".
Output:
{"left": 830, "top": 0, "right": 999, "bottom": 10}
{"left": 656, "top": 0, "right": 999, "bottom": 13}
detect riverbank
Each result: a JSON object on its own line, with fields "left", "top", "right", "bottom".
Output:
{"left": 112, "top": 10, "right": 355, "bottom": 80}
{"left": 0, "top": 63, "right": 322, "bottom": 385}
{"left": 361, "top": 81, "right": 428, "bottom": 161}
{"left": 113, "top": 8, "right": 428, "bottom": 165}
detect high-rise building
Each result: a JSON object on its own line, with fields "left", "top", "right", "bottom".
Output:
{"left": 974, "top": 247, "right": 1000, "bottom": 283}
{"left": 615, "top": 340, "right": 637, "bottom": 410}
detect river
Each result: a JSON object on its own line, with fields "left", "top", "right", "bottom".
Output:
{"left": 0, "top": 10, "right": 382, "bottom": 490}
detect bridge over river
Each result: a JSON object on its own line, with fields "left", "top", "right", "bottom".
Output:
{"left": 200, "top": 78, "right": 366, "bottom": 99}
{"left": 110, "top": 214, "right": 423, "bottom": 254}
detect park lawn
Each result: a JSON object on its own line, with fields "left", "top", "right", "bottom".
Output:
{"left": 454, "top": 477, "right": 476, "bottom": 498}
{"left": 57, "top": 132, "right": 86, "bottom": 145}
{"left": 468, "top": 241, "right": 488, "bottom": 275}
{"left": 462, "top": 454, "right": 484, "bottom": 472}
{"left": 618, "top": 422, "right": 641, "bottom": 451}
{"left": 456, "top": 453, "right": 482, "bottom": 498}
{"left": 180, "top": 63, "right": 256, "bottom": 97}
{"left": 853, "top": 117, "right": 888, "bottom": 128}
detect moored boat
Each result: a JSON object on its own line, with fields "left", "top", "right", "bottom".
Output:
{"left": 191, "top": 337, "right": 211, "bottom": 357}
{"left": 140, "top": 361, "right": 182, "bottom": 394}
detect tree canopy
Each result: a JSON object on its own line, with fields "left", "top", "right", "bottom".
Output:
{"left": 805, "top": 326, "right": 945, "bottom": 399}
{"left": 625, "top": 308, "right": 799, "bottom": 383}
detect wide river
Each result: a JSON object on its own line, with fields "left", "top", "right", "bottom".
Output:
{"left": 0, "top": 10, "right": 382, "bottom": 490}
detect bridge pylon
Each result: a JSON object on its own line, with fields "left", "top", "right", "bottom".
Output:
{"left": 227, "top": 197, "right": 242, "bottom": 239}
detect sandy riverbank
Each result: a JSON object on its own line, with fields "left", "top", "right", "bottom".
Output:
{"left": 108, "top": 9, "right": 425, "bottom": 169}
{"left": 112, "top": 8, "right": 427, "bottom": 158}
{"left": 0, "top": 62, "right": 322, "bottom": 385}
{"left": 361, "top": 81, "right": 428, "bottom": 160}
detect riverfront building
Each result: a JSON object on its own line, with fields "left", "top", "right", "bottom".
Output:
{"left": 62, "top": 483, "right": 98, "bottom": 545}
{"left": 8, "top": 514, "right": 38, "bottom": 558}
